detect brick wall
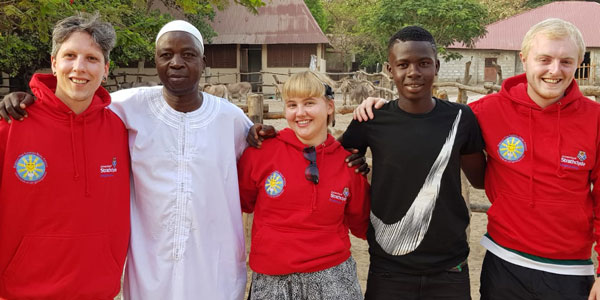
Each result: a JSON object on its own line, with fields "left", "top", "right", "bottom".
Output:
{"left": 438, "top": 49, "right": 520, "bottom": 84}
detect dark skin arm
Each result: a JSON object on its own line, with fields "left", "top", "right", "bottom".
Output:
{"left": 247, "top": 124, "right": 370, "bottom": 175}
{"left": 246, "top": 123, "right": 277, "bottom": 148}
{"left": 0, "top": 92, "right": 35, "bottom": 123}
{"left": 460, "top": 151, "right": 486, "bottom": 189}
{"left": 337, "top": 135, "right": 369, "bottom": 175}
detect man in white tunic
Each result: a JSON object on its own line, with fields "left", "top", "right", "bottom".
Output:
{"left": 0, "top": 19, "right": 371, "bottom": 300}
{"left": 110, "top": 21, "right": 252, "bottom": 300}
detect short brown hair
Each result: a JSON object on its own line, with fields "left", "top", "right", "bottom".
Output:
{"left": 51, "top": 12, "right": 116, "bottom": 64}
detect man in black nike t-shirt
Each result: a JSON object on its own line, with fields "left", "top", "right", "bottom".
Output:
{"left": 341, "top": 26, "right": 486, "bottom": 300}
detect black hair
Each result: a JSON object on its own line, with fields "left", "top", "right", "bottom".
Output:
{"left": 387, "top": 26, "right": 437, "bottom": 55}
{"left": 323, "top": 83, "right": 334, "bottom": 100}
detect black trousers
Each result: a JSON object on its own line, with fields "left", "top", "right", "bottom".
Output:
{"left": 480, "top": 251, "right": 594, "bottom": 300}
{"left": 364, "top": 265, "right": 471, "bottom": 300}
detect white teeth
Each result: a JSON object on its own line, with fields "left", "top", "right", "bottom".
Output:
{"left": 297, "top": 120, "right": 310, "bottom": 125}
{"left": 543, "top": 78, "right": 560, "bottom": 84}
{"left": 71, "top": 78, "right": 87, "bottom": 84}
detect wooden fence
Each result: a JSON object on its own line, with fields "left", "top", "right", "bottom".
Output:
{"left": 575, "top": 63, "right": 596, "bottom": 86}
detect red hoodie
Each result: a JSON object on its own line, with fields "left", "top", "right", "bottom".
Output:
{"left": 470, "top": 74, "right": 600, "bottom": 267}
{"left": 238, "top": 128, "right": 370, "bottom": 275}
{"left": 0, "top": 74, "right": 130, "bottom": 299}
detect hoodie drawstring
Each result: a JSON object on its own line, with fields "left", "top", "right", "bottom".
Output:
{"left": 528, "top": 108, "right": 535, "bottom": 208}
{"left": 83, "top": 115, "right": 90, "bottom": 196}
{"left": 69, "top": 113, "right": 79, "bottom": 179}
{"left": 69, "top": 112, "right": 90, "bottom": 196}
{"left": 556, "top": 102, "right": 564, "bottom": 178}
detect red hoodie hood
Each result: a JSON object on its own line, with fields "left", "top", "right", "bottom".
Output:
{"left": 28, "top": 73, "right": 113, "bottom": 196}
{"left": 499, "top": 73, "right": 583, "bottom": 111}
{"left": 29, "top": 73, "right": 111, "bottom": 121}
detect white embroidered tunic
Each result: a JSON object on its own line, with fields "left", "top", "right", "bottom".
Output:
{"left": 109, "top": 87, "right": 252, "bottom": 300}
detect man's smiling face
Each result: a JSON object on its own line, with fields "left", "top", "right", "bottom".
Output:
{"left": 387, "top": 40, "right": 439, "bottom": 103}
{"left": 155, "top": 31, "right": 204, "bottom": 96}
{"left": 521, "top": 33, "right": 580, "bottom": 108}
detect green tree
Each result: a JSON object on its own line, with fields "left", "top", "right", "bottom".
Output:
{"left": 360, "top": 0, "right": 489, "bottom": 67}
{"left": 477, "top": 0, "right": 528, "bottom": 22}
{"left": 304, "top": 0, "right": 328, "bottom": 32}
{"left": 0, "top": 0, "right": 264, "bottom": 91}
{"left": 323, "top": 0, "right": 375, "bottom": 71}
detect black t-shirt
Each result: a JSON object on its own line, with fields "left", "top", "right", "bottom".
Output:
{"left": 342, "top": 98, "right": 484, "bottom": 274}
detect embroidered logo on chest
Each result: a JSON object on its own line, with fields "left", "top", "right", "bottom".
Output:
{"left": 560, "top": 150, "right": 587, "bottom": 170}
{"left": 265, "top": 171, "right": 285, "bottom": 197}
{"left": 329, "top": 187, "right": 350, "bottom": 204}
{"left": 100, "top": 157, "right": 118, "bottom": 177}
{"left": 498, "top": 135, "right": 526, "bottom": 163}
{"left": 14, "top": 152, "right": 47, "bottom": 184}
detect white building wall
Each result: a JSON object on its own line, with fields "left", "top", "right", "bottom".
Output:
{"left": 439, "top": 49, "right": 520, "bottom": 84}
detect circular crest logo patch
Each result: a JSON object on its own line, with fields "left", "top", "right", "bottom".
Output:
{"left": 14, "top": 152, "right": 47, "bottom": 184}
{"left": 264, "top": 171, "right": 285, "bottom": 197}
{"left": 343, "top": 187, "right": 350, "bottom": 197}
{"left": 498, "top": 135, "right": 526, "bottom": 162}
{"left": 578, "top": 150, "right": 587, "bottom": 161}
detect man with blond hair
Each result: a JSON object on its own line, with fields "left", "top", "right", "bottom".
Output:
{"left": 470, "top": 17, "right": 600, "bottom": 300}
{"left": 355, "top": 18, "right": 600, "bottom": 299}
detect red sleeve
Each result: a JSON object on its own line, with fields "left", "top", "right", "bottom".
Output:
{"left": 344, "top": 173, "right": 370, "bottom": 240}
{"left": 591, "top": 119, "right": 600, "bottom": 274}
{"left": 237, "top": 147, "right": 259, "bottom": 213}
{"left": 0, "top": 123, "right": 10, "bottom": 184}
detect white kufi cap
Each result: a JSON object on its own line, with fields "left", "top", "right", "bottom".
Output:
{"left": 155, "top": 20, "right": 204, "bottom": 55}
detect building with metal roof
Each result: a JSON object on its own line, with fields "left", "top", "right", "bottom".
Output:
{"left": 204, "top": 0, "right": 330, "bottom": 94}
{"left": 440, "top": 1, "right": 600, "bottom": 85}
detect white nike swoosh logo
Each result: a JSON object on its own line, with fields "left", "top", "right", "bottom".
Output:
{"left": 371, "top": 109, "right": 462, "bottom": 255}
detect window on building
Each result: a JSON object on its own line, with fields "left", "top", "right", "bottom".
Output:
{"left": 484, "top": 57, "right": 498, "bottom": 82}
{"left": 575, "top": 51, "right": 591, "bottom": 80}
{"left": 204, "top": 44, "right": 237, "bottom": 68}
{"left": 267, "top": 44, "right": 316, "bottom": 68}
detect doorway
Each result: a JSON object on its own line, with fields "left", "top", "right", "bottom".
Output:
{"left": 240, "top": 45, "right": 262, "bottom": 92}
{"left": 484, "top": 58, "right": 498, "bottom": 82}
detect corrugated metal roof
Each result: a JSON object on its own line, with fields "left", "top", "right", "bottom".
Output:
{"left": 209, "top": 0, "right": 329, "bottom": 44}
{"left": 450, "top": 1, "right": 600, "bottom": 50}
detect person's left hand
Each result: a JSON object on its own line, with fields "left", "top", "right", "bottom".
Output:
{"left": 345, "top": 148, "right": 369, "bottom": 176}
{"left": 247, "top": 124, "right": 277, "bottom": 148}
{"left": 588, "top": 277, "right": 600, "bottom": 300}
{"left": 0, "top": 92, "right": 35, "bottom": 123}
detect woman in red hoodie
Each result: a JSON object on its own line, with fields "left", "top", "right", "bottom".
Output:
{"left": 238, "top": 71, "right": 370, "bottom": 299}
{"left": 0, "top": 13, "right": 130, "bottom": 299}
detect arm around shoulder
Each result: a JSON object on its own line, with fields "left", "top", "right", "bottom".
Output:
{"left": 345, "top": 173, "right": 370, "bottom": 239}
{"left": 237, "top": 147, "right": 260, "bottom": 213}
{"left": 459, "top": 105, "right": 486, "bottom": 189}
{"left": 460, "top": 151, "right": 486, "bottom": 189}
{"left": 340, "top": 119, "right": 368, "bottom": 155}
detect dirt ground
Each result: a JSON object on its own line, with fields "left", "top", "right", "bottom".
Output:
{"left": 243, "top": 92, "right": 491, "bottom": 299}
